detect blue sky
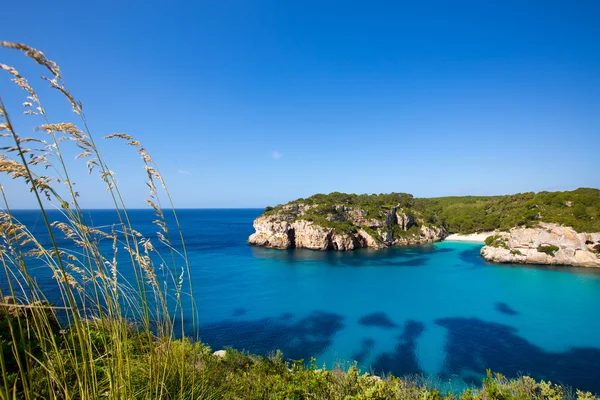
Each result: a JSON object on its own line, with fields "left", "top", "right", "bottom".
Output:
{"left": 1, "top": 1, "right": 599, "bottom": 208}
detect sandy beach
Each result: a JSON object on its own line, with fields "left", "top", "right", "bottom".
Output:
{"left": 444, "top": 232, "right": 496, "bottom": 243}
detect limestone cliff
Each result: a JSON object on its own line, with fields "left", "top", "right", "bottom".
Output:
{"left": 249, "top": 189, "right": 600, "bottom": 262}
{"left": 248, "top": 203, "right": 447, "bottom": 251}
{"left": 480, "top": 223, "right": 600, "bottom": 268}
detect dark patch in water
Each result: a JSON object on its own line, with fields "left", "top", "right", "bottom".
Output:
{"left": 372, "top": 320, "right": 425, "bottom": 377}
{"left": 352, "top": 338, "right": 375, "bottom": 364}
{"left": 495, "top": 302, "right": 519, "bottom": 316}
{"left": 435, "top": 317, "right": 600, "bottom": 394}
{"left": 411, "top": 246, "right": 455, "bottom": 255}
{"left": 459, "top": 249, "right": 483, "bottom": 266}
{"left": 200, "top": 310, "right": 344, "bottom": 360}
{"left": 232, "top": 308, "right": 247, "bottom": 317}
{"left": 358, "top": 312, "right": 398, "bottom": 328}
{"left": 280, "top": 312, "right": 294, "bottom": 321}
{"left": 384, "top": 257, "right": 429, "bottom": 267}
{"left": 251, "top": 243, "right": 453, "bottom": 269}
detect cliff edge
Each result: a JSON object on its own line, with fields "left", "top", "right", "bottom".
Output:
{"left": 249, "top": 189, "right": 600, "bottom": 263}
{"left": 480, "top": 223, "right": 600, "bottom": 268}
{"left": 248, "top": 200, "right": 446, "bottom": 251}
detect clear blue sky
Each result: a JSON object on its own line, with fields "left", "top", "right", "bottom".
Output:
{"left": 1, "top": 0, "right": 599, "bottom": 208}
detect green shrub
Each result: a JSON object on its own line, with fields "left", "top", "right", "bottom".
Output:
{"left": 538, "top": 245, "right": 560, "bottom": 256}
{"left": 267, "top": 188, "right": 600, "bottom": 234}
{"left": 484, "top": 235, "right": 508, "bottom": 249}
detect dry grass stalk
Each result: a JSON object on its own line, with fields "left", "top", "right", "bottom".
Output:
{"left": 0, "top": 41, "right": 196, "bottom": 399}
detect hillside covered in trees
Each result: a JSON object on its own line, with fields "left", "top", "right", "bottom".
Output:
{"left": 263, "top": 188, "right": 600, "bottom": 235}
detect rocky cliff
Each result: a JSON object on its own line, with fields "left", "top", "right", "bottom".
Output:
{"left": 480, "top": 223, "right": 600, "bottom": 268}
{"left": 248, "top": 202, "right": 447, "bottom": 251}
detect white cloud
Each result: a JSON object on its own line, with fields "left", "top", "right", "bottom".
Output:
{"left": 177, "top": 169, "right": 192, "bottom": 175}
{"left": 272, "top": 151, "right": 282, "bottom": 160}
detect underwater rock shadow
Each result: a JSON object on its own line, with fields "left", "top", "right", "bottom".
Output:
{"left": 199, "top": 310, "right": 345, "bottom": 361}
{"left": 435, "top": 317, "right": 600, "bottom": 394}
{"left": 352, "top": 338, "right": 376, "bottom": 364}
{"left": 232, "top": 308, "right": 247, "bottom": 317}
{"left": 332, "top": 256, "right": 429, "bottom": 268}
{"left": 381, "top": 257, "right": 429, "bottom": 267}
{"left": 458, "top": 249, "right": 484, "bottom": 266}
{"left": 250, "top": 243, "right": 454, "bottom": 267}
{"left": 495, "top": 302, "right": 519, "bottom": 316}
{"left": 358, "top": 312, "right": 398, "bottom": 328}
{"left": 372, "top": 320, "right": 425, "bottom": 377}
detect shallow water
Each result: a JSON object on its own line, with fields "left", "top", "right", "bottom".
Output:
{"left": 6, "top": 209, "right": 600, "bottom": 393}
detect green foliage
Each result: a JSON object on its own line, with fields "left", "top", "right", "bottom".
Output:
{"left": 485, "top": 235, "right": 508, "bottom": 248}
{"left": 267, "top": 188, "right": 600, "bottom": 235}
{"left": 6, "top": 327, "right": 598, "bottom": 400}
{"left": 0, "top": 42, "right": 195, "bottom": 400}
{"left": 537, "top": 245, "right": 560, "bottom": 256}
{"left": 0, "top": 299, "right": 61, "bottom": 391}
{"left": 360, "top": 226, "right": 382, "bottom": 242}
{"left": 390, "top": 223, "right": 421, "bottom": 238}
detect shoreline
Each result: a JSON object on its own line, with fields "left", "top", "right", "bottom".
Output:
{"left": 444, "top": 232, "right": 495, "bottom": 243}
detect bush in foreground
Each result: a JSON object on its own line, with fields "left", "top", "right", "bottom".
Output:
{"left": 2, "top": 310, "right": 598, "bottom": 399}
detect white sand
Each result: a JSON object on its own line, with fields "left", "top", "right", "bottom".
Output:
{"left": 444, "top": 232, "right": 496, "bottom": 243}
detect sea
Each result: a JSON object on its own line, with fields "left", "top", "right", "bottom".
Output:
{"left": 4, "top": 208, "right": 600, "bottom": 393}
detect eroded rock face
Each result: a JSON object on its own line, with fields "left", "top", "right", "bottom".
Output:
{"left": 291, "top": 220, "right": 332, "bottom": 250}
{"left": 480, "top": 223, "right": 600, "bottom": 268}
{"left": 247, "top": 215, "right": 294, "bottom": 249}
{"left": 248, "top": 210, "right": 447, "bottom": 251}
{"left": 347, "top": 209, "right": 384, "bottom": 228}
{"left": 331, "top": 232, "right": 358, "bottom": 250}
{"left": 357, "top": 229, "right": 387, "bottom": 250}
{"left": 396, "top": 211, "right": 414, "bottom": 231}
{"left": 420, "top": 226, "right": 446, "bottom": 242}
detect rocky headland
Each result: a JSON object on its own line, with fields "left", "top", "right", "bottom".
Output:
{"left": 249, "top": 189, "right": 600, "bottom": 267}
{"left": 480, "top": 223, "right": 600, "bottom": 268}
{"left": 248, "top": 201, "right": 446, "bottom": 251}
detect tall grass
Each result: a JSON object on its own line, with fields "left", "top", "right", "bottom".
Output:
{"left": 1, "top": 42, "right": 599, "bottom": 400}
{"left": 0, "top": 41, "right": 200, "bottom": 399}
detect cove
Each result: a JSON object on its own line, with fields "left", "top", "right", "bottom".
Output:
{"left": 8, "top": 209, "right": 600, "bottom": 393}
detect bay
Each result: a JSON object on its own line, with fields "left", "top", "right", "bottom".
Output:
{"left": 5, "top": 209, "right": 600, "bottom": 393}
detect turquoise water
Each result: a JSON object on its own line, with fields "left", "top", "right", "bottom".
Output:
{"left": 6, "top": 209, "right": 600, "bottom": 393}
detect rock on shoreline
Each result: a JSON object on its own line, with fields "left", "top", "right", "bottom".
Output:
{"left": 480, "top": 223, "right": 600, "bottom": 268}
{"left": 248, "top": 205, "right": 447, "bottom": 251}
{"left": 248, "top": 203, "right": 600, "bottom": 268}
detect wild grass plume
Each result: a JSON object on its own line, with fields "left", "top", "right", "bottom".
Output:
{"left": 0, "top": 41, "right": 196, "bottom": 399}
{"left": 0, "top": 42, "right": 598, "bottom": 400}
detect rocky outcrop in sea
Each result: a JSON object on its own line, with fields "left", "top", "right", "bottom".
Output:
{"left": 248, "top": 204, "right": 447, "bottom": 251}
{"left": 480, "top": 223, "right": 600, "bottom": 268}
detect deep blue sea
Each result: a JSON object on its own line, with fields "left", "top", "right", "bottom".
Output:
{"left": 5, "top": 209, "right": 600, "bottom": 393}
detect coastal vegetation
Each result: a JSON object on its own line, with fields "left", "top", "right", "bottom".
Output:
{"left": 2, "top": 307, "right": 599, "bottom": 399}
{"left": 0, "top": 41, "right": 195, "bottom": 399}
{"left": 1, "top": 42, "right": 599, "bottom": 399}
{"left": 484, "top": 234, "right": 508, "bottom": 248}
{"left": 537, "top": 245, "right": 560, "bottom": 257}
{"left": 264, "top": 188, "right": 600, "bottom": 235}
